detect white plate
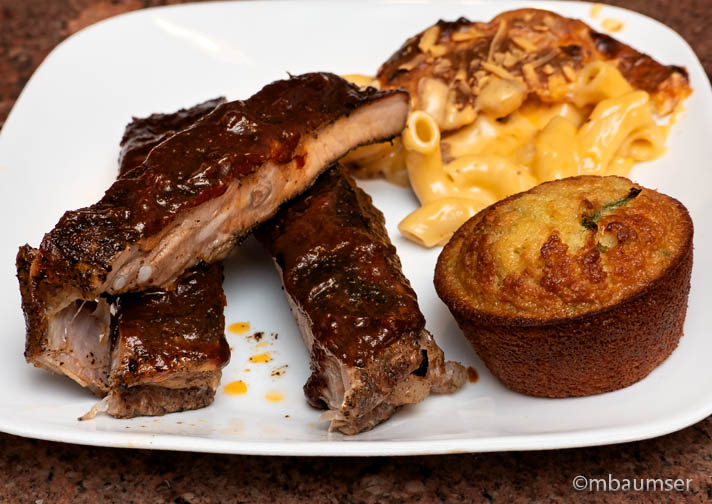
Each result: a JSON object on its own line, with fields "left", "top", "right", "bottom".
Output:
{"left": 0, "top": 0, "right": 710, "bottom": 456}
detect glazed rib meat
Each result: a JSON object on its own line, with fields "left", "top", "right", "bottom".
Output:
{"left": 377, "top": 8, "right": 690, "bottom": 131}
{"left": 21, "top": 99, "right": 232, "bottom": 416}
{"left": 100, "top": 100, "right": 230, "bottom": 417}
{"left": 18, "top": 98, "right": 224, "bottom": 394}
{"left": 36, "top": 73, "right": 409, "bottom": 297}
{"left": 19, "top": 74, "right": 410, "bottom": 389}
{"left": 255, "top": 166, "right": 465, "bottom": 435}
{"left": 118, "top": 97, "right": 227, "bottom": 176}
{"left": 18, "top": 245, "right": 111, "bottom": 393}
{"left": 84, "top": 263, "right": 230, "bottom": 419}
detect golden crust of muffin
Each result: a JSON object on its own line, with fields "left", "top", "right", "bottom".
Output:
{"left": 434, "top": 175, "right": 693, "bottom": 397}
{"left": 436, "top": 176, "right": 691, "bottom": 320}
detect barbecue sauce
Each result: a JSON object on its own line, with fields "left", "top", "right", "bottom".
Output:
{"left": 112, "top": 263, "right": 230, "bottom": 387}
{"left": 224, "top": 380, "right": 248, "bottom": 396}
{"left": 265, "top": 390, "right": 284, "bottom": 402}
{"left": 249, "top": 352, "right": 272, "bottom": 363}
{"left": 228, "top": 322, "right": 250, "bottom": 334}
{"left": 255, "top": 167, "right": 425, "bottom": 367}
{"left": 42, "top": 74, "right": 404, "bottom": 288}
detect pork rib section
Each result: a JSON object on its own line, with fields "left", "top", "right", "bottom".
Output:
{"left": 106, "top": 99, "right": 230, "bottom": 418}
{"left": 83, "top": 263, "right": 230, "bottom": 419}
{"left": 33, "top": 73, "right": 409, "bottom": 300}
{"left": 21, "top": 98, "right": 231, "bottom": 406}
{"left": 100, "top": 100, "right": 230, "bottom": 417}
{"left": 19, "top": 74, "right": 409, "bottom": 389}
{"left": 255, "top": 166, "right": 465, "bottom": 435}
{"left": 118, "top": 97, "right": 227, "bottom": 176}
{"left": 18, "top": 245, "right": 111, "bottom": 394}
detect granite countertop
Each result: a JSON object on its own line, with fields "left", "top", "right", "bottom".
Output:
{"left": 1, "top": 1, "right": 711, "bottom": 502}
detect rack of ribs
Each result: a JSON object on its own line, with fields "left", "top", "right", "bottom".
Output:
{"left": 18, "top": 73, "right": 410, "bottom": 396}
{"left": 20, "top": 99, "right": 232, "bottom": 418}
{"left": 255, "top": 166, "right": 465, "bottom": 434}
{"left": 97, "top": 100, "right": 231, "bottom": 418}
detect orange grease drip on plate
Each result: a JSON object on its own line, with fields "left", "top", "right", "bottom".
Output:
{"left": 601, "top": 18, "right": 624, "bottom": 32}
{"left": 224, "top": 380, "right": 248, "bottom": 395}
{"left": 589, "top": 3, "right": 603, "bottom": 18}
{"left": 250, "top": 352, "right": 272, "bottom": 363}
{"left": 467, "top": 366, "right": 479, "bottom": 383}
{"left": 228, "top": 322, "right": 250, "bottom": 334}
{"left": 265, "top": 390, "right": 284, "bottom": 402}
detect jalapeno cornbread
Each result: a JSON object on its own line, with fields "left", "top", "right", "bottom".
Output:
{"left": 435, "top": 175, "right": 693, "bottom": 397}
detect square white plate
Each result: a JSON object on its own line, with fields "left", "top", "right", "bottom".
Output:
{"left": 0, "top": 0, "right": 711, "bottom": 456}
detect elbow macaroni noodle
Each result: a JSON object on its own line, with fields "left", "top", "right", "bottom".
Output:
{"left": 342, "top": 62, "right": 677, "bottom": 247}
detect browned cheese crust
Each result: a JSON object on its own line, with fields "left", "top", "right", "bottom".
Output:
{"left": 377, "top": 8, "right": 691, "bottom": 128}
{"left": 435, "top": 176, "right": 693, "bottom": 397}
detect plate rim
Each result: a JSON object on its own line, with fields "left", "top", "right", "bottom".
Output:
{"left": 1, "top": 0, "right": 711, "bottom": 456}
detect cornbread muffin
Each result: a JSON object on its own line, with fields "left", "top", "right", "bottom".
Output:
{"left": 435, "top": 176, "right": 693, "bottom": 397}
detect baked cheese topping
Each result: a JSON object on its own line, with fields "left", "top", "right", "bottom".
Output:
{"left": 342, "top": 9, "right": 691, "bottom": 248}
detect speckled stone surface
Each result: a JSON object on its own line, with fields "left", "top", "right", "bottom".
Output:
{"left": 1, "top": 1, "right": 711, "bottom": 502}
